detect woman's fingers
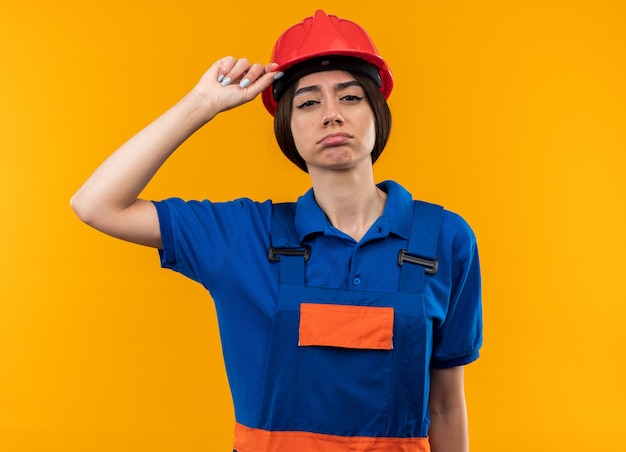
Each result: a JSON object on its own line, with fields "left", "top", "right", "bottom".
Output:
{"left": 219, "top": 57, "right": 252, "bottom": 86}
{"left": 217, "top": 58, "right": 279, "bottom": 87}
{"left": 192, "top": 57, "right": 281, "bottom": 114}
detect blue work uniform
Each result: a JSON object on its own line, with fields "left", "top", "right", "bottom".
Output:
{"left": 154, "top": 180, "right": 482, "bottom": 451}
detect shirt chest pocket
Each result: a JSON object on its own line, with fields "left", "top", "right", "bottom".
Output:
{"left": 299, "top": 303, "right": 394, "bottom": 350}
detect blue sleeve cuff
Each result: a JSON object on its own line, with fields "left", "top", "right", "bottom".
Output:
{"left": 152, "top": 200, "right": 176, "bottom": 269}
{"left": 431, "top": 350, "right": 480, "bottom": 369}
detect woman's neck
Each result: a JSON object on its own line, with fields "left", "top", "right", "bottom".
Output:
{"left": 309, "top": 167, "right": 387, "bottom": 242}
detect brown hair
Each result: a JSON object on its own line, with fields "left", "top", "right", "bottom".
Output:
{"left": 274, "top": 71, "right": 392, "bottom": 173}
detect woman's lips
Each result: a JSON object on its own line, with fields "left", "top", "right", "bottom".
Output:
{"left": 318, "top": 133, "right": 352, "bottom": 146}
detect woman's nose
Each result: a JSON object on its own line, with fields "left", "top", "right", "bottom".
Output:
{"left": 322, "top": 112, "right": 344, "bottom": 126}
{"left": 321, "top": 102, "right": 344, "bottom": 126}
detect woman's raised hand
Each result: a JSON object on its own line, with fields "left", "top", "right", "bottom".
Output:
{"left": 190, "top": 56, "right": 281, "bottom": 117}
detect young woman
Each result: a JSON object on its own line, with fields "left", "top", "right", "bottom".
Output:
{"left": 71, "top": 10, "right": 482, "bottom": 452}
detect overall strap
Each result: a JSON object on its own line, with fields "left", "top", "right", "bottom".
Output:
{"left": 398, "top": 201, "right": 444, "bottom": 293}
{"left": 268, "top": 203, "right": 308, "bottom": 285}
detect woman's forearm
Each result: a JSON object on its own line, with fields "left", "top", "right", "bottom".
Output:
{"left": 428, "top": 366, "right": 470, "bottom": 452}
{"left": 70, "top": 91, "right": 215, "bottom": 225}
{"left": 428, "top": 402, "right": 469, "bottom": 452}
{"left": 70, "top": 57, "right": 279, "bottom": 246}
{"left": 71, "top": 57, "right": 278, "bottom": 233}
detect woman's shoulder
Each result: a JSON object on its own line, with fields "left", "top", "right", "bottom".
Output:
{"left": 441, "top": 208, "right": 475, "bottom": 235}
{"left": 439, "top": 207, "right": 478, "bottom": 259}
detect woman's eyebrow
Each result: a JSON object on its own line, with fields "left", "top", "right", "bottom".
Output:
{"left": 294, "top": 85, "right": 320, "bottom": 97}
{"left": 294, "top": 80, "right": 362, "bottom": 98}
{"left": 336, "top": 80, "right": 361, "bottom": 91}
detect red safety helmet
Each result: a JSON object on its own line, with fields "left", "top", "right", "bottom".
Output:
{"left": 262, "top": 10, "right": 394, "bottom": 116}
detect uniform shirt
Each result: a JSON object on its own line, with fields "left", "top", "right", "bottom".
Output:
{"left": 153, "top": 180, "right": 482, "bottom": 428}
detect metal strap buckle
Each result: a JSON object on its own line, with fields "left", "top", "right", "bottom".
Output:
{"left": 397, "top": 249, "right": 438, "bottom": 275}
{"left": 268, "top": 245, "right": 311, "bottom": 262}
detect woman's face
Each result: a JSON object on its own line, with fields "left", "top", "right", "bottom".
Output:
{"left": 290, "top": 70, "right": 376, "bottom": 173}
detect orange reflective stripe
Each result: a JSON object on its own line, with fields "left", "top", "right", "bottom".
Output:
{"left": 233, "top": 423, "right": 430, "bottom": 452}
{"left": 299, "top": 303, "right": 394, "bottom": 350}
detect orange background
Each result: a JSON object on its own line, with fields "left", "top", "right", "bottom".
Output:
{"left": 1, "top": 1, "right": 625, "bottom": 450}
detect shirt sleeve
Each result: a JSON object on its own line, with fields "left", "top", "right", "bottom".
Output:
{"left": 152, "top": 197, "right": 273, "bottom": 290}
{"left": 430, "top": 213, "right": 483, "bottom": 368}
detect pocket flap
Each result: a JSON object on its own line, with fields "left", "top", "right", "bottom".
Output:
{"left": 299, "top": 303, "right": 394, "bottom": 350}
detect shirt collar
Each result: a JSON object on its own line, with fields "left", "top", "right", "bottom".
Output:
{"left": 293, "top": 188, "right": 327, "bottom": 240}
{"left": 378, "top": 180, "right": 414, "bottom": 240}
{"left": 293, "top": 180, "right": 414, "bottom": 241}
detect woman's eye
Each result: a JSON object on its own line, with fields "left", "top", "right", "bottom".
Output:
{"left": 342, "top": 95, "right": 363, "bottom": 102}
{"left": 296, "top": 100, "right": 319, "bottom": 109}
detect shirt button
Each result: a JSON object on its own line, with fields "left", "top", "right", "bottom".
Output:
{"left": 353, "top": 276, "right": 362, "bottom": 286}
